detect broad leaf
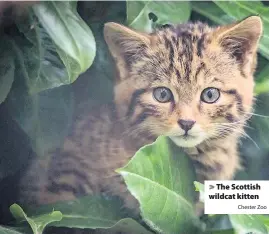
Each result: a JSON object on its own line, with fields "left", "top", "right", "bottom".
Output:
{"left": 213, "top": 1, "right": 269, "bottom": 60}
{"left": 13, "top": 12, "right": 70, "bottom": 95}
{"left": 10, "top": 204, "right": 62, "bottom": 234}
{"left": 32, "top": 2, "right": 96, "bottom": 91}
{"left": 27, "top": 195, "right": 126, "bottom": 229}
{"left": 95, "top": 218, "right": 153, "bottom": 234}
{"left": 191, "top": 2, "right": 235, "bottom": 25}
{"left": 257, "top": 215, "right": 269, "bottom": 231}
{"left": 12, "top": 1, "right": 95, "bottom": 94}
{"left": 255, "top": 65, "right": 269, "bottom": 94}
{"left": 211, "top": 229, "right": 234, "bottom": 234}
{"left": 0, "top": 226, "right": 24, "bottom": 234}
{"left": 229, "top": 214, "right": 267, "bottom": 234}
{"left": 127, "top": 1, "right": 191, "bottom": 32}
{"left": 4, "top": 1, "right": 95, "bottom": 156}
{"left": 127, "top": 1, "right": 149, "bottom": 25}
{"left": 16, "top": 196, "right": 152, "bottom": 233}
{"left": 117, "top": 136, "right": 201, "bottom": 234}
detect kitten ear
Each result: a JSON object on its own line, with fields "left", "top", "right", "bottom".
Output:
{"left": 104, "top": 22, "right": 151, "bottom": 78}
{"left": 213, "top": 16, "right": 263, "bottom": 74}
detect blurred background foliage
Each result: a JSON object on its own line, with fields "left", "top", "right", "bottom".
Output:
{"left": 0, "top": 1, "right": 269, "bottom": 234}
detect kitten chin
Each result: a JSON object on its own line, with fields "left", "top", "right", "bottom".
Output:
{"left": 169, "top": 135, "right": 205, "bottom": 148}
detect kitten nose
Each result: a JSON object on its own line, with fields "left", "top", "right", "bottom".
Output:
{"left": 178, "top": 119, "right": 196, "bottom": 132}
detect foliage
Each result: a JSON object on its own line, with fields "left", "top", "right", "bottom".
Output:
{"left": 0, "top": 226, "right": 26, "bottom": 234}
{"left": 2, "top": 1, "right": 95, "bottom": 158}
{"left": 26, "top": 195, "right": 126, "bottom": 229}
{"left": 1, "top": 1, "right": 269, "bottom": 234}
{"left": 127, "top": 1, "right": 191, "bottom": 32}
{"left": 10, "top": 204, "right": 62, "bottom": 234}
{"left": 9, "top": 198, "right": 152, "bottom": 234}
{"left": 117, "top": 136, "right": 200, "bottom": 233}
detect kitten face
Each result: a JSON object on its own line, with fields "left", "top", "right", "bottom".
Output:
{"left": 104, "top": 17, "right": 262, "bottom": 147}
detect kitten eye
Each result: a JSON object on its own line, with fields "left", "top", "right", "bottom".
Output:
{"left": 201, "top": 87, "right": 220, "bottom": 103}
{"left": 153, "top": 87, "right": 173, "bottom": 103}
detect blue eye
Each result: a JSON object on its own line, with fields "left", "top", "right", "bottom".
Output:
{"left": 153, "top": 87, "right": 173, "bottom": 103}
{"left": 201, "top": 87, "right": 220, "bottom": 103}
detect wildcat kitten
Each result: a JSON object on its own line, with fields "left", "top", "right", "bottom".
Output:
{"left": 19, "top": 16, "right": 262, "bottom": 215}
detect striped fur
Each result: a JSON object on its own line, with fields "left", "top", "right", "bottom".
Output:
{"left": 19, "top": 17, "right": 262, "bottom": 217}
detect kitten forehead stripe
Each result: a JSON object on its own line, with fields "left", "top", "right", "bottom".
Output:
{"left": 175, "top": 68, "right": 181, "bottom": 79}
{"left": 197, "top": 34, "right": 205, "bottom": 57}
{"left": 182, "top": 33, "right": 193, "bottom": 81}
{"left": 168, "top": 37, "right": 175, "bottom": 71}
{"left": 194, "top": 62, "right": 205, "bottom": 81}
{"left": 163, "top": 35, "right": 171, "bottom": 49}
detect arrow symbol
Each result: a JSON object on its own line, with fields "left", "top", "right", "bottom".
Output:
{"left": 209, "top": 185, "right": 214, "bottom": 190}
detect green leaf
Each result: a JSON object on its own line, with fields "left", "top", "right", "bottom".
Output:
{"left": 191, "top": 2, "right": 235, "bottom": 25}
{"left": 117, "top": 136, "right": 201, "bottom": 234}
{"left": 0, "top": 226, "right": 24, "bottom": 234}
{"left": 127, "top": 1, "right": 149, "bottom": 25}
{"left": 33, "top": 2, "right": 96, "bottom": 86}
{"left": 6, "top": 16, "right": 75, "bottom": 156}
{"left": 255, "top": 65, "right": 269, "bottom": 94}
{"left": 0, "top": 37, "right": 15, "bottom": 104}
{"left": 13, "top": 12, "right": 70, "bottom": 95}
{"left": 256, "top": 64, "right": 269, "bottom": 82}
{"left": 27, "top": 195, "right": 126, "bottom": 229}
{"left": 229, "top": 214, "right": 268, "bottom": 234}
{"left": 13, "top": 1, "right": 95, "bottom": 94}
{"left": 95, "top": 218, "right": 153, "bottom": 234}
{"left": 10, "top": 204, "right": 62, "bottom": 234}
{"left": 127, "top": 1, "right": 191, "bottom": 32}
{"left": 257, "top": 215, "right": 269, "bottom": 231}
{"left": 24, "top": 195, "right": 152, "bottom": 233}
{"left": 213, "top": 1, "right": 269, "bottom": 60}
{"left": 211, "top": 229, "right": 235, "bottom": 234}
{"left": 6, "top": 15, "right": 76, "bottom": 156}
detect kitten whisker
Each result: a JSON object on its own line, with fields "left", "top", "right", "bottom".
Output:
{"left": 242, "top": 112, "right": 269, "bottom": 118}
{"left": 237, "top": 131, "right": 260, "bottom": 150}
{"left": 214, "top": 122, "right": 253, "bottom": 130}
{"left": 217, "top": 126, "right": 259, "bottom": 150}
